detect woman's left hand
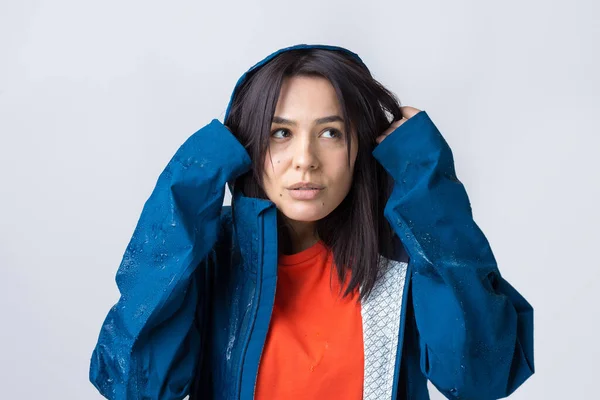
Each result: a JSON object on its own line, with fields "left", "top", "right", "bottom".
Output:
{"left": 376, "top": 106, "right": 422, "bottom": 144}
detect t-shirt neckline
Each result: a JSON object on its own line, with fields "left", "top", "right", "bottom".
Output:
{"left": 278, "top": 240, "right": 327, "bottom": 266}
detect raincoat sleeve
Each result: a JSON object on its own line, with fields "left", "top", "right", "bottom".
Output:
{"left": 89, "top": 119, "right": 251, "bottom": 399}
{"left": 372, "top": 111, "right": 534, "bottom": 399}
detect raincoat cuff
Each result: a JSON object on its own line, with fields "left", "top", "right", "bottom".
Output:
{"left": 372, "top": 110, "right": 444, "bottom": 187}
{"left": 174, "top": 119, "right": 252, "bottom": 181}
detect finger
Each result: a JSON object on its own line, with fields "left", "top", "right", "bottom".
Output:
{"left": 381, "top": 117, "right": 407, "bottom": 137}
{"left": 400, "top": 106, "right": 421, "bottom": 119}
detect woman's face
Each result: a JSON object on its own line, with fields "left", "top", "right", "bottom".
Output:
{"left": 262, "top": 75, "right": 359, "bottom": 225}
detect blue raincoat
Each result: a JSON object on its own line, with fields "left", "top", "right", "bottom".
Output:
{"left": 89, "top": 44, "right": 534, "bottom": 399}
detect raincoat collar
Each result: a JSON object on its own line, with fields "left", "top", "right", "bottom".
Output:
{"left": 231, "top": 184, "right": 276, "bottom": 273}
{"left": 232, "top": 184, "right": 274, "bottom": 215}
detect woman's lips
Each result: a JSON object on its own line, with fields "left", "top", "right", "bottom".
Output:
{"left": 287, "top": 188, "right": 324, "bottom": 200}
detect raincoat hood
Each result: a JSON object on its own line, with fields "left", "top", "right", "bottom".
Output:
{"left": 223, "top": 43, "right": 367, "bottom": 122}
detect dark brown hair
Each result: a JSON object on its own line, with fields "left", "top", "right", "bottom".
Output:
{"left": 225, "top": 48, "right": 403, "bottom": 301}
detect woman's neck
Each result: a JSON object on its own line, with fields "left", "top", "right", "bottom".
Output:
{"left": 277, "top": 213, "right": 319, "bottom": 255}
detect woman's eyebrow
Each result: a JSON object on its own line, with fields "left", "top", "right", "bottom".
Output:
{"left": 272, "top": 115, "right": 344, "bottom": 126}
{"left": 315, "top": 115, "right": 344, "bottom": 125}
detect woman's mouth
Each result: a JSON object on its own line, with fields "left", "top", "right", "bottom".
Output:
{"left": 287, "top": 188, "right": 324, "bottom": 200}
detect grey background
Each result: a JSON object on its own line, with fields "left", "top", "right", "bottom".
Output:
{"left": 1, "top": 0, "right": 598, "bottom": 398}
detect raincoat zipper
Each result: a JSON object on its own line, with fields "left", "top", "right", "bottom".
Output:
{"left": 252, "top": 280, "right": 277, "bottom": 398}
{"left": 251, "top": 208, "right": 278, "bottom": 399}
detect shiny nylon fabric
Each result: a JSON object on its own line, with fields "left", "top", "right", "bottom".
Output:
{"left": 88, "top": 119, "right": 254, "bottom": 399}
{"left": 372, "top": 111, "right": 534, "bottom": 398}
{"left": 89, "top": 44, "right": 534, "bottom": 399}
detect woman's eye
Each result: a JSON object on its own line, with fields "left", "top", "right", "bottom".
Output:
{"left": 271, "top": 129, "right": 290, "bottom": 139}
{"left": 322, "top": 128, "right": 343, "bottom": 139}
{"left": 270, "top": 128, "right": 343, "bottom": 140}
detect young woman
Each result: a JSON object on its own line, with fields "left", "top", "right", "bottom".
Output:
{"left": 89, "top": 44, "right": 534, "bottom": 400}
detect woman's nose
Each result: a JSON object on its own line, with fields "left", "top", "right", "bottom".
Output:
{"left": 292, "top": 136, "right": 319, "bottom": 171}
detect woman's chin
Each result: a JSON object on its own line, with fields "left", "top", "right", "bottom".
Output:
{"left": 278, "top": 202, "right": 331, "bottom": 223}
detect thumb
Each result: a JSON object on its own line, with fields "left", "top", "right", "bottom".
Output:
{"left": 400, "top": 106, "right": 421, "bottom": 119}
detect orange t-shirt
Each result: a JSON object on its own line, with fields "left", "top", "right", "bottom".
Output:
{"left": 254, "top": 240, "right": 364, "bottom": 399}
